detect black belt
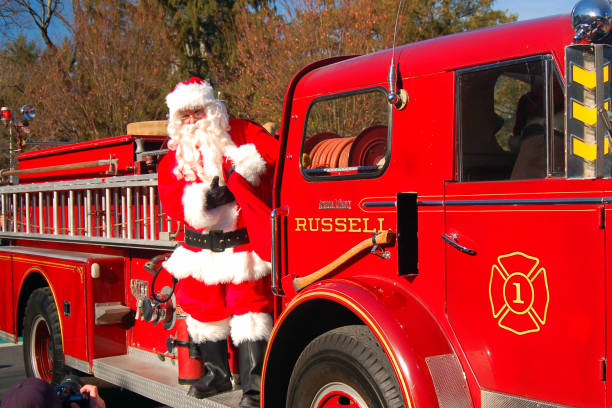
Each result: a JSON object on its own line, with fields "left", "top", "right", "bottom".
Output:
{"left": 184, "top": 228, "right": 249, "bottom": 252}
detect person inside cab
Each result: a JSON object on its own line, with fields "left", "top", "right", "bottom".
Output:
{"left": 510, "top": 88, "right": 564, "bottom": 180}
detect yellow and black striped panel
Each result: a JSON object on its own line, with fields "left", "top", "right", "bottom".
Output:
{"left": 566, "top": 44, "right": 612, "bottom": 179}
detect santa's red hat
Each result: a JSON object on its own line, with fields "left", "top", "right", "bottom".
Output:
{"left": 166, "top": 77, "right": 215, "bottom": 120}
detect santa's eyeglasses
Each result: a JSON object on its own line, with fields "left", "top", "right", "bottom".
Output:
{"left": 179, "top": 109, "right": 206, "bottom": 123}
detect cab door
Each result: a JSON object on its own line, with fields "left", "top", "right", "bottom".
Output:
{"left": 445, "top": 57, "right": 605, "bottom": 407}
{"left": 277, "top": 84, "right": 398, "bottom": 292}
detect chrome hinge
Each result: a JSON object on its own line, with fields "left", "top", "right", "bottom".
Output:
{"left": 601, "top": 358, "right": 607, "bottom": 381}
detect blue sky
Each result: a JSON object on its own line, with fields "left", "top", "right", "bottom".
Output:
{"left": 495, "top": 0, "right": 579, "bottom": 21}
{"left": 2, "top": 0, "right": 585, "bottom": 47}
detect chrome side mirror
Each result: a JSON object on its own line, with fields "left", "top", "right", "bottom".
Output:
{"left": 20, "top": 105, "right": 35, "bottom": 122}
{"left": 571, "top": 0, "right": 612, "bottom": 43}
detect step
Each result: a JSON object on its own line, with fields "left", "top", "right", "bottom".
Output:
{"left": 92, "top": 348, "right": 242, "bottom": 408}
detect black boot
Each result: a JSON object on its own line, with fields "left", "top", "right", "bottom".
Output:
{"left": 187, "top": 340, "right": 233, "bottom": 399}
{"left": 238, "top": 340, "right": 267, "bottom": 408}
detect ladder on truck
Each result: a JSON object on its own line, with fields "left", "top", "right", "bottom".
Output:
{"left": 0, "top": 173, "right": 178, "bottom": 250}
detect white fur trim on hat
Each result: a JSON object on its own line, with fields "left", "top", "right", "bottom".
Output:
{"left": 225, "top": 144, "right": 266, "bottom": 186}
{"left": 186, "top": 315, "right": 230, "bottom": 343}
{"left": 166, "top": 77, "right": 215, "bottom": 118}
{"left": 182, "top": 183, "right": 238, "bottom": 230}
{"left": 163, "top": 246, "right": 270, "bottom": 285}
{"left": 230, "top": 312, "right": 273, "bottom": 345}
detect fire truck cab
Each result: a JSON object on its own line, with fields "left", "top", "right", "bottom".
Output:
{"left": 1, "top": 2, "right": 611, "bottom": 407}
{"left": 264, "top": 4, "right": 612, "bottom": 408}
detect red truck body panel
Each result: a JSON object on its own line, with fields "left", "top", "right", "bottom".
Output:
{"left": 17, "top": 135, "right": 166, "bottom": 182}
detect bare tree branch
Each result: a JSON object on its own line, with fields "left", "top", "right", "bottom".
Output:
{"left": 0, "top": 0, "right": 61, "bottom": 49}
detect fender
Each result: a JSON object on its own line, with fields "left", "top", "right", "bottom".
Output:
{"left": 263, "top": 277, "right": 473, "bottom": 408}
{"left": 16, "top": 266, "right": 64, "bottom": 347}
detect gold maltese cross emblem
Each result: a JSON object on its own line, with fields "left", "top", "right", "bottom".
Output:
{"left": 489, "top": 252, "right": 550, "bottom": 335}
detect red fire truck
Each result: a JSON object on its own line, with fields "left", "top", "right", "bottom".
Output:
{"left": 1, "top": 1, "right": 611, "bottom": 406}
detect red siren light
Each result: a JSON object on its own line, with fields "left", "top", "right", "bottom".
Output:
{"left": 1, "top": 107, "right": 11, "bottom": 127}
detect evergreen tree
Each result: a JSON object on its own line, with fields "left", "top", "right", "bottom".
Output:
{"left": 156, "top": 0, "right": 270, "bottom": 82}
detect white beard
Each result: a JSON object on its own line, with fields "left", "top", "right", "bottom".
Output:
{"left": 169, "top": 113, "right": 235, "bottom": 183}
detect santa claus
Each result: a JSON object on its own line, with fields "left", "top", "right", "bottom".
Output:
{"left": 157, "top": 77, "right": 277, "bottom": 407}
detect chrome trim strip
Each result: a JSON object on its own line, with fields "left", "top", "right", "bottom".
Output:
{"left": 0, "top": 330, "right": 16, "bottom": 343}
{"left": 270, "top": 207, "right": 288, "bottom": 296}
{"left": 65, "top": 355, "right": 91, "bottom": 374}
{"left": 270, "top": 209, "right": 279, "bottom": 296}
{"left": 481, "top": 390, "right": 568, "bottom": 407}
{"left": 419, "top": 201, "right": 444, "bottom": 206}
{"left": 362, "top": 197, "right": 609, "bottom": 208}
{"left": 363, "top": 200, "right": 444, "bottom": 208}
{"left": 304, "top": 165, "right": 379, "bottom": 174}
{"left": 446, "top": 197, "right": 603, "bottom": 206}
{"left": 363, "top": 201, "right": 396, "bottom": 208}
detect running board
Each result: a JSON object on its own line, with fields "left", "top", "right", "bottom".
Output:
{"left": 92, "top": 348, "right": 242, "bottom": 408}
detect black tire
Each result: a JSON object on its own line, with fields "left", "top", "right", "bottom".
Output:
{"left": 286, "top": 325, "right": 404, "bottom": 408}
{"left": 23, "top": 287, "right": 69, "bottom": 384}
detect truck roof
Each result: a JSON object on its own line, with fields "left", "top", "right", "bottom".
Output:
{"left": 295, "top": 14, "right": 575, "bottom": 98}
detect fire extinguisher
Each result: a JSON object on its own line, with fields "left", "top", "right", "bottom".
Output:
{"left": 169, "top": 306, "right": 204, "bottom": 385}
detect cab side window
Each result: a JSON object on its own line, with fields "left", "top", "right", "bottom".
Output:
{"left": 458, "top": 57, "right": 565, "bottom": 181}
{"left": 301, "top": 89, "right": 389, "bottom": 179}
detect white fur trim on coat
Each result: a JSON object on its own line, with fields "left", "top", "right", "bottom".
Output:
{"left": 225, "top": 144, "right": 266, "bottom": 186}
{"left": 186, "top": 315, "right": 230, "bottom": 343}
{"left": 163, "top": 246, "right": 271, "bottom": 285}
{"left": 182, "top": 183, "right": 238, "bottom": 230}
{"left": 231, "top": 250, "right": 271, "bottom": 285}
{"left": 230, "top": 312, "right": 273, "bottom": 345}
{"left": 182, "top": 183, "right": 207, "bottom": 228}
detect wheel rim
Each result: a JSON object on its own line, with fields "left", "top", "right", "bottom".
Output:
{"left": 311, "top": 382, "right": 369, "bottom": 408}
{"left": 30, "top": 315, "right": 53, "bottom": 381}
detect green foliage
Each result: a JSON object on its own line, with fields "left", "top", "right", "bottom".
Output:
{"left": 406, "top": 0, "right": 516, "bottom": 40}
{"left": 0, "top": 0, "right": 518, "bottom": 150}
{"left": 155, "top": 0, "right": 270, "bottom": 81}
{"left": 0, "top": 34, "right": 39, "bottom": 103}
{"left": 220, "top": 0, "right": 516, "bottom": 125}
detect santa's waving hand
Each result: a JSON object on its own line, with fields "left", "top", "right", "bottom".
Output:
{"left": 157, "top": 77, "right": 278, "bottom": 407}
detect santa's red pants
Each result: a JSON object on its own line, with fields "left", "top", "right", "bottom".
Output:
{"left": 176, "top": 275, "right": 273, "bottom": 323}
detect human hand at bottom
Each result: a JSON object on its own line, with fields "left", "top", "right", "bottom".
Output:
{"left": 71, "top": 384, "right": 106, "bottom": 408}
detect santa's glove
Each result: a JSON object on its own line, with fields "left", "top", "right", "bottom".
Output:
{"left": 204, "top": 176, "right": 235, "bottom": 210}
